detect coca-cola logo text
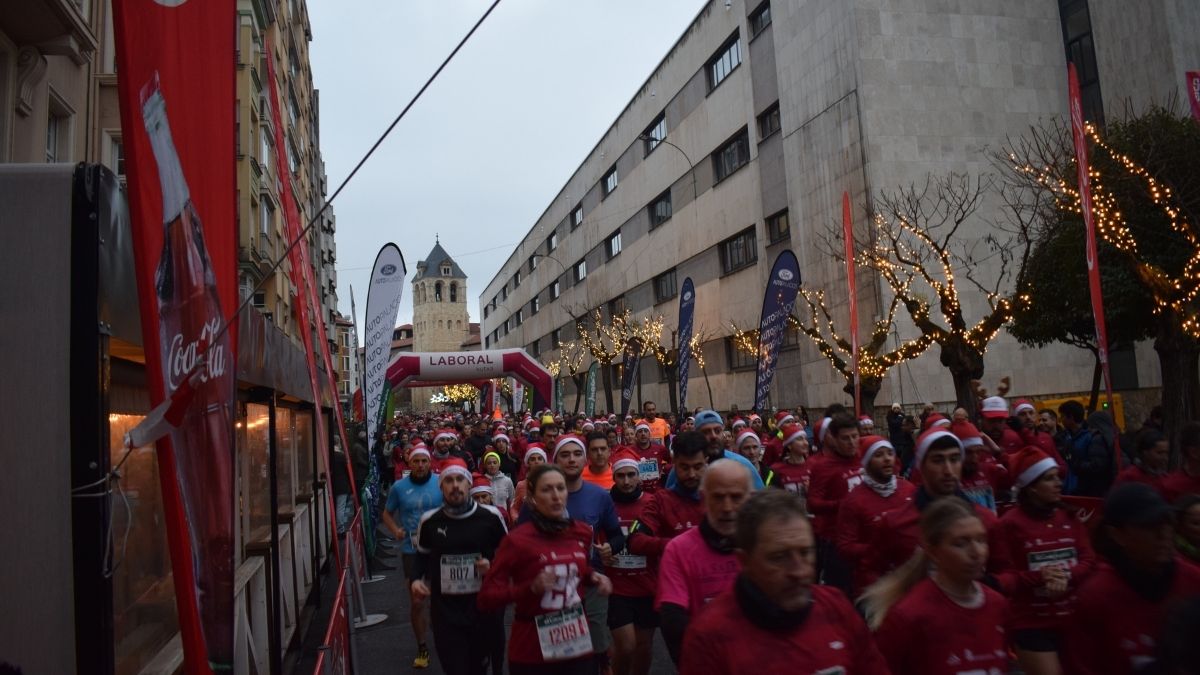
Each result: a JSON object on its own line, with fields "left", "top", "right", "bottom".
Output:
{"left": 167, "top": 317, "right": 228, "bottom": 390}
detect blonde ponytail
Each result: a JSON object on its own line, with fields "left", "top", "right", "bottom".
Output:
{"left": 859, "top": 497, "right": 981, "bottom": 630}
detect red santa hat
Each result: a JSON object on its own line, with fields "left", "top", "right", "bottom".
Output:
{"left": 859, "top": 435, "right": 893, "bottom": 470}
{"left": 523, "top": 445, "right": 547, "bottom": 464}
{"left": 552, "top": 434, "right": 586, "bottom": 461}
{"left": 1010, "top": 446, "right": 1058, "bottom": 490}
{"left": 438, "top": 457, "right": 472, "bottom": 484}
{"left": 470, "top": 474, "right": 494, "bottom": 496}
{"left": 915, "top": 428, "right": 963, "bottom": 468}
{"left": 634, "top": 421, "right": 651, "bottom": 433}
{"left": 950, "top": 420, "right": 985, "bottom": 449}
{"left": 922, "top": 412, "right": 951, "bottom": 431}
{"left": 611, "top": 448, "right": 641, "bottom": 475}
{"left": 775, "top": 411, "right": 796, "bottom": 426}
{"left": 749, "top": 413, "right": 762, "bottom": 422}
{"left": 582, "top": 421, "right": 595, "bottom": 431}
{"left": 407, "top": 444, "right": 431, "bottom": 461}
{"left": 814, "top": 416, "right": 833, "bottom": 447}
{"left": 859, "top": 415, "right": 875, "bottom": 428}
{"left": 491, "top": 433, "right": 510, "bottom": 445}
{"left": 980, "top": 396, "right": 1010, "bottom": 419}
{"left": 1013, "top": 399, "right": 1036, "bottom": 415}
{"left": 736, "top": 429, "right": 761, "bottom": 449}
{"left": 780, "top": 422, "right": 806, "bottom": 449}
{"left": 434, "top": 428, "right": 458, "bottom": 444}
{"left": 731, "top": 417, "right": 748, "bottom": 430}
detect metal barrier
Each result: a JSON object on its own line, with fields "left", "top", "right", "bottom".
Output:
{"left": 312, "top": 569, "right": 351, "bottom": 675}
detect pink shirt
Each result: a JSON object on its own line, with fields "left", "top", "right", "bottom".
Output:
{"left": 654, "top": 526, "right": 740, "bottom": 616}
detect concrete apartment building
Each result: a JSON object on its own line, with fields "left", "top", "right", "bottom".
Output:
{"left": 480, "top": 0, "right": 1198, "bottom": 415}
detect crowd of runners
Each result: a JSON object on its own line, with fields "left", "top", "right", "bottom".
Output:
{"left": 332, "top": 397, "right": 1200, "bottom": 675}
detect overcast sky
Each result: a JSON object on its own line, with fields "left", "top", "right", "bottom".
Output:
{"left": 307, "top": 0, "right": 705, "bottom": 331}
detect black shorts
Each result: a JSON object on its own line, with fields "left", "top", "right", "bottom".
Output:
{"left": 1011, "top": 628, "right": 1061, "bottom": 652}
{"left": 401, "top": 553, "right": 419, "bottom": 580}
{"left": 606, "top": 594, "right": 658, "bottom": 629}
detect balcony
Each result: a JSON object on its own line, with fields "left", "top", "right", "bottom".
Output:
{"left": 0, "top": 0, "right": 98, "bottom": 65}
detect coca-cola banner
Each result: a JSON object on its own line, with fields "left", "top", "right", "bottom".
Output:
{"left": 753, "top": 250, "right": 802, "bottom": 410}
{"left": 676, "top": 277, "right": 696, "bottom": 413}
{"left": 112, "top": 0, "right": 237, "bottom": 671}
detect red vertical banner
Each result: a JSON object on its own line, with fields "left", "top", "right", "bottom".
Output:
{"left": 111, "top": 1, "right": 237, "bottom": 672}
{"left": 1187, "top": 71, "right": 1200, "bottom": 121}
{"left": 1068, "top": 63, "right": 1118, "bottom": 445}
{"left": 842, "top": 191, "right": 861, "bottom": 417}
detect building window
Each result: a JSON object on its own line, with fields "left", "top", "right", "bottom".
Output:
{"left": 1059, "top": 0, "right": 1104, "bottom": 126}
{"left": 485, "top": 336, "right": 491, "bottom": 349}
{"left": 504, "top": 318, "right": 510, "bottom": 333}
{"left": 450, "top": 282, "right": 458, "bottom": 302}
{"left": 608, "top": 296, "right": 626, "bottom": 319}
{"left": 501, "top": 285, "right": 508, "bottom": 301}
{"left": 602, "top": 167, "right": 618, "bottom": 197}
{"left": 571, "top": 204, "right": 584, "bottom": 229}
{"left": 530, "top": 340, "right": 541, "bottom": 358}
{"left": 749, "top": 2, "right": 772, "bottom": 38}
{"left": 529, "top": 254, "right": 538, "bottom": 272}
{"left": 643, "top": 113, "right": 666, "bottom": 155}
{"left": 442, "top": 264, "right": 451, "bottom": 276}
{"left": 484, "top": 305, "right": 490, "bottom": 319}
{"left": 549, "top": 280, "right": 561, "bottom": 300}
{"left": 109, "top": 136, "right": 125, "bottom": 177}
{"left": 607, "top": 230, "right": 622, "bottom": 260}
{"left": 531, "top": 295, "right": 540, "bottom": 315}
{"left": 259, "top": 199, "right": 274, "bottom": 238}
{"left": 720, "top": 226, "right": 758, "bottom": 274}
{"left": 435, "top": 282, "right": 444, "bottom": 301}
{"left": 551, "top": 328, "right": 561, "bottom": 348}
{"left": 513, "top": 270, "right": 522, "bottom": 288}
{"left": 649, "top": 190, "right": 672, "bottom": 228}
{"left": 766, "top": 209, "right": 789, "bottom": 243}
{"left": 547, "top": 231, "right": 558, "bottom": 252}
{"left": 46, "top": 93, "right": 73, "bottom": 163}
{"left": 516, "top": 309, "right": 523, "bottom": 326}
{"left": 707, "top": 33, "right": 742, "bottom": 92}
{"left": 654, "top": 268, "right": 678, "bottom": 304}
{"left": 713, "top": 128, "right": 751, "bottom": 183}
{"left": 726, "top": 337, "right": 757, "bottom": 370}
{"left": 491, "top": 296, "right": 498, "bottom": 310}
{"left": 574, "top": 259, "right": 587, "bottom": 282}
{"left": 757, "top": 103, "right": 781, "bottom": 141}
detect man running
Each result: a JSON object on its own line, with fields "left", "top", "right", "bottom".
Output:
{"left": 664, "top": 410, "right": 764, "bottom": 490}
{"left": 607, "top": 449, "right": 656, "bottom": 675}
{"left": 582, "top": 431, "right": 615, "bottom": 489}
{"left": 410, "top": 459, "right": 508, "bottom": 675}
{"left": 381, "top": 446, "right": 443, "bottom": 669}
{"left": 628, "top": 420, "right": 671, "bottom": 492}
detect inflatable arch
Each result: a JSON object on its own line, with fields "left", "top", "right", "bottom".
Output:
{"left": 386, "top": 349, "right": 553, "bottom": 410}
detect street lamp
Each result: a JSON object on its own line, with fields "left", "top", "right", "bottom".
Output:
{"left": 638, "top": 134, "right": 697, "bottom": 202}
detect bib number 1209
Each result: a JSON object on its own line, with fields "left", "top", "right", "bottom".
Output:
{"left": 535, "top": 604, "right": 592, "bottom": 661}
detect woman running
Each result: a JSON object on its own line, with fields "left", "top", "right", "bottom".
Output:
{"left": 865, "top": 498, "right": 1010, "bottom": 675}
{"left": 990, "top": 446, "right": 1095, "bottom": 675}
{"left": 509, "top": 445, "right": 547, "bottom": 522}
{"left": 478, "top": 464, "right": 613, "bottom": 675}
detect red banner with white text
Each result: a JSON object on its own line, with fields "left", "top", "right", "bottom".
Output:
{"left": 842, "top": 191, "right": 861, "bottom": 417}
{"left": 112, "top": 0, "right": 237, "bottom": 671}
{"left": 1068, "top": 63, "right": 1118, "bottom": 459}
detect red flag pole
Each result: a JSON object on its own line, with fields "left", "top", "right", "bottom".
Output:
{"left": 1068, "top": 63, "right": 1120, "bottom": 468}
{"left": 843, "top": 191, "right": 861, "bottom": 418}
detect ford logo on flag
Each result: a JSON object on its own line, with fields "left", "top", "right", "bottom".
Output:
{"left": 778, "top": 269, "right": 794, "bottom": 281}
{"left": 380, "top": 264, "right": 397, "bottom": 276}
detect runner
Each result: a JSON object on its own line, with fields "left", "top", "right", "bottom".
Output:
{"left": 656, "top": 459, "right": 750, "bottom": 667}
{"left": 990, "top": 446, "right": 1094, "bottom": 675}
{"left": 950, "top": 419, "right": 1009, "bottom": 513}
{"left": 410, "top": 459, "right": 508, "bottom": 675}
{"left": 638, "top": 400, "right": 670, "bottom": 447}
{"left": 1160, "top": 421, "right": 1200, "bottom": 503}
{"left": 679, "top": 490, "right": 888, "bottom": 675}
{"left": 1061, "top": 484, "right": 1200, "bottom": 674}
{"left": 480, "top": 449, "right": 515, "bottom": 512}
{"left": 581, "top": 431, "right": 614, "bottom": 489}
{"left": 766, "top": 422, "right": 812, "bottom": 498}
{"left": 760, "top": 410, "right": 795, "bottom": 467}
{"left": 836, "top": 435, "right": 917, "bottom": 595}
{"left": 478, "top": 464, "right": 614, "bottom": 675}
{"left": 431, "top": 427, "right": 474, "bottom": 472}
{"left": 866, "top": 498, "right": 1009, "bottom": 675}
{"left": 1114, "top": 429, "right": 1169, "bottom": 492}
{"left": 626, "top": 431, "right": 707, "bottom": 559}
{"left": 627, "top": 422, "right": 671, "bottom": 493}
{"left": 509, "top": 444, "right": 546, "bottom": 521}
{"left": 381, "top": 445, "right": 443, "bottom": 669}
{"left": 734, "top": 428, "right": 772, "bottom": 484}
{"left": 806, "top": 412, "right": 863, "bottom": 593}
{"left": 607, "top": 449, "right": 656, "bottom": 675}
{"left": 980, "top": 396, "right": 1023, "bottom": 456}
{"left": 664, "top": 410, "right": 763, "bottom": 490}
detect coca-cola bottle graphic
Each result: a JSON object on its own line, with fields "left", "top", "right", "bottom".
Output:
{"left": 142, "top": 73, "right": 234, "bottom": 670}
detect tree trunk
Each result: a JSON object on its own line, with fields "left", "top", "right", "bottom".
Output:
{"left": 572, "top": 373, "right": 586, "bottom": 414}
{"left": 1155, "top": 314, "right": 1200, "bottom": 467}
{"left": 667, "top": 365, "right": 678, "bottom": 415}
{"left": 701, "top": 365, "right": 715, "bottom": 411}
{"left": 602, "top": 364, "right": 615, "bottom": 416}
{"left": 940, "top": 340, "right": 985, "bottom": 419}
{"left": 844, "top": 376, "right": 882, "bottom": 417}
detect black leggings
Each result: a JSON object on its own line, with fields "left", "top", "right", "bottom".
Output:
{"left": 508, "top": 657, "right": 597, "bottom": 675}
{"left": 432, "top": 613, "right": 505, "bottom": 675}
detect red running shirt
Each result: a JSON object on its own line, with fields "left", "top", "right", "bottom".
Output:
{"left": 990, "top": 505, "right": 1096, "bottom": 630}
{"left": 609, "top": 496, "right": 654, "bottom": 598}
{"left": 875, "top": 577, "right": 1009, "bottom": 675}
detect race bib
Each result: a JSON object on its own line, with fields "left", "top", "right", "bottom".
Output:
{"left": 439, "top": 553, "right": 482, "bottom": 595}
{"left": 535, "top": 604, "right": 592, "bottom": 661}
{"left": 611, "top": 552, "right": 647, "bottom": 569}
{"left": 1027, "top": 547, "right": 1076, "bottom": 571}
{"left": 638, "top": 458, "right": 659, "bottom": 482}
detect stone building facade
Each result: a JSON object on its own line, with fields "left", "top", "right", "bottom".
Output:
{"left": 480, "top": 0, "right": 1197, "bottom": 416}
{"left": 411, "top": 240, "right": 472, "bottom": 411}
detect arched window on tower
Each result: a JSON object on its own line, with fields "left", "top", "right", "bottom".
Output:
{"left": 450, "top": 282, "right": 458, "bottom": 303}
{"left": 456, "top": 320, "right": 462, "bottom": 330}
{"left": 435, "top": 281, "right": 443, "bottom": 302}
